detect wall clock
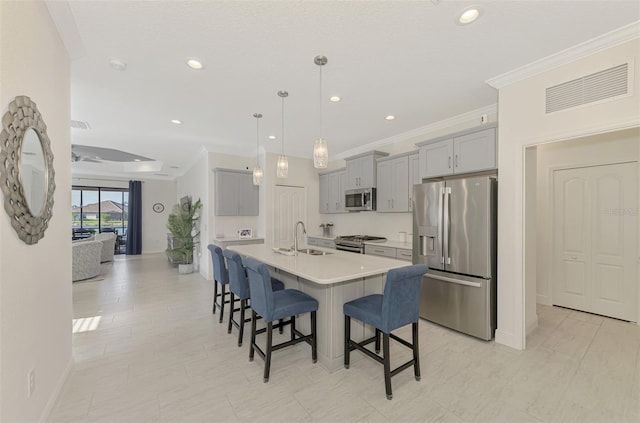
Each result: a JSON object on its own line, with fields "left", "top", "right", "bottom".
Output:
{"left": 152, "top": 202, "right": 165, "bottom": 213}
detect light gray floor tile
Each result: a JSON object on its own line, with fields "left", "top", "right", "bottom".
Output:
{"left": 51, "top": 255, "right": 640, "bottom": 423}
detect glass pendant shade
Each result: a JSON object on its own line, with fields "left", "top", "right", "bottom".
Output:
{"left": 252, "top": 112, "right": 263, "bottom": 186}
{"left": 276, "top": 91, "right": 289, "bottom": 178}
{"left": 313, "top": 55, "right": 329, "bottom": 169}
{"left": 276, "top": 155, "right": 289, "bottom": 178}
{"left": 313, "top": 138, "right": 328, "bottom": 168}
{"left": 252, "top": 165, "right": 263, "bottom": 185}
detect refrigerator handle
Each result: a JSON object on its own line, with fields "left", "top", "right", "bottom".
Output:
{"left": 438, "top": 187, "right": 445, "bottom": 264}
{"left": 443, "top": 187, "right": 451, "bottom": 265}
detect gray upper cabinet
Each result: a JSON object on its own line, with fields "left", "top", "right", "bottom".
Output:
{"left": 319, "top": 174, "right": 330, "bottom": 214}
{"left": 417, "top": 125, "right": 497, "bottom": 180}
{"left": 319, "top": 168, "right": 346, "bottom": 214}
{"left": 408, "top": 153, "right": 420, "bottom": 212}
{"left": 214, "top": 169, "right": 259, "bottom": 216}
{"left": 376, "top": 155, "right": 409, "bottom": 213}
{"left": 345, "top": 151, "right": 388, "bottom": 189}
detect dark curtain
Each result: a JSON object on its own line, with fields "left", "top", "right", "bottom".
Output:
{"left": 126, "top": 180, "right": 142, "bottom": 255}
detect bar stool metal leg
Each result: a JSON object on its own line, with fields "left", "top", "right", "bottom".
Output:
{"left": 264, "top": 322, "right": 273, "bottom": 382}
{"left": 218, "top": 284, "right": 226, "bottom": 323}
{"left": 238, "top": 299, "right": 247, "bottom": 347}
{"left": 227, "top": 292, "right": 235, "bottom": 334}
{"left": 344, "top": 315, "right": 351, "bottom": 369}
{"left": 249, "top": 310, "right": 257, "bottom": 362}
{"left": 290, "top": 316, "right": 296, "bottom": 341}
{"left": 383, "top": 333, "right": 392, "bottom": 400}
{"left": 413, "top": 322, "right": 421, "bottom": 381}
{"left": 311, "top": 311, "right": 317, "bottom": 363}
{"left": 375, "top": 328, "right": 381, "bottom": 353}
{"left": 212, "top": 281, "right": 219, "bottom": 314}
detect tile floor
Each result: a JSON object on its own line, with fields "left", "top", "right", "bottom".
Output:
{"left": 51, "top": 253, "right": 640, "bottom": 422}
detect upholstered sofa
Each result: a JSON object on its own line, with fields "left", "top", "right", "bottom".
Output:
{"left": 95, "top": 232, "right": 117, "bottom": 262}
{"left": 72, "top": 240, "right": 103, "bottom": 281}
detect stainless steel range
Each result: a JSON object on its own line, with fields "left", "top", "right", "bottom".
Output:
{"left": 334, "top": 235, "right": 387, "bottom": 254}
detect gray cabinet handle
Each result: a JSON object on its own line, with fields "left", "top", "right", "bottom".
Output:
{"left": 448, "top": 156, "right": 452, "bottom": 169}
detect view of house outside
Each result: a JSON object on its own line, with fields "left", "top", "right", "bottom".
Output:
{"left": 72, "top": 188, "right": 129, "bottom": 251}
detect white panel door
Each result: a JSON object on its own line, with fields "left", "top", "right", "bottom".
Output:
{"left": 552, "top": 162, "right": 637, "bottom": 321}
{"left": 273, "top": 185, "right": 306, "bottom": 249}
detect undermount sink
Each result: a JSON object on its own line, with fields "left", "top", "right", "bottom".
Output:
{"left": 297, "top": 248, "right": 332, "bottom": 256}
{"left": 273, "top": 247, "right": 332, "bottom": 256}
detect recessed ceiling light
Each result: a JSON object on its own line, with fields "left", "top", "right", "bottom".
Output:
{"left": 385, "top": 115, "right": 396, "bottom": 121}
{"left": 109, "top": 59, "right": 127, "bottom": 71}
{"left": 171, "top": 119, "right": 182, "bottom": 125}
{"left": 268, "top": 135, "right": 276, "bottom": 140}
{"left": 186, "top": 59, "right": 203, "bottom": 70}
{"left": 329, "top": 96, "right": 341, "bottom": 102}
{"left": 134, "top": 159, "right": 141, "bottom": 162}
{"left": 457, "top": 7, "right": 481, "bottom": 25}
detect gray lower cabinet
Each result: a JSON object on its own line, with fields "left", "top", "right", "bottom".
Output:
{"left": 365, "top": 244, "right": 412, "bottom": 262}
{"left": 214, "top": 169, "right": 259, "bottom": 216}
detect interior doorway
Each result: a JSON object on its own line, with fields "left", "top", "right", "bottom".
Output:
{"left": 273, "top": 185, "right": 306, "bottom": 249}
{"left": 552, "top": 162, "right": 637, "bottom": 321}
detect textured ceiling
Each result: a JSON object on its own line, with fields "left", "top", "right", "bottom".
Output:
{"left": 58, "top": 0, "right": 640, "bottom": 179}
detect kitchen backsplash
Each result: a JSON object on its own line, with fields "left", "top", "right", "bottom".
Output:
{"left": 321, "top": 211, "right": 412, "bottom": 241}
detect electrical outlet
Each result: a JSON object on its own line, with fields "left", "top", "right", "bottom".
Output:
{"left": 27, "top": 368, "right": 35, "bottom": 398}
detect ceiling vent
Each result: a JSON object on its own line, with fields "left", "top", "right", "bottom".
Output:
{"left": 70, "top": 120, "right": 91, "bottom": 130}
{"left": 545, "top": 63, "right": 629, "bottom": 114}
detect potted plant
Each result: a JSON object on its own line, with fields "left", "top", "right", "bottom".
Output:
{"left": 166, "top": 198, "right": 202, "bottom": 274}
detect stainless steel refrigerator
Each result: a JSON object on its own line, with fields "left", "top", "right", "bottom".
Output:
{"left": 412, "top": 174, "right": 497, "bottom": 340}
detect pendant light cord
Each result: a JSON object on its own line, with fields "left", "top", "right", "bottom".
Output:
{"left": 256, "top": 116, "right": 260, "bottom": 163}
{"left": 281, "top": 95, "right": 285, "bottom": 155}
{"left": 319, "top": 64, "right": 323, "bottom": 139}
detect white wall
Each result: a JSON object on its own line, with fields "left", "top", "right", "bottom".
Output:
{"left": 496, "top": 38, "right": 640, "bottom": 349}
{"left": 72, "top": 177, "right": 177, "bottom": 254}
{"left": 0, "top": 1, "right": 72, "bottom": 421}
{"left": 142, "top": 180, "right": 178, "bottom": 253}
{"left": 535, "top": 129, "right": 640, "bottom": 307}
{"left": 176, "top": 151, "right": 209, "bottom": 278}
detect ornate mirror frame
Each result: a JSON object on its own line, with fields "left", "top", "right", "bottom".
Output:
{"left": 0, "top": 96, "right": 56, "bottom": 245}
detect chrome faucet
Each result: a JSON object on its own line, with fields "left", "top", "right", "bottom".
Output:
{"left": 293, "top": 221, "right": 307, "bottom": 254}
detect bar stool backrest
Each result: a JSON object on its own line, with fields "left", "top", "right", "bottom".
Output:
{"left": 223, "top": 249, "right": 250, "bottom": 299}
{"left": 242, "top": 257, "right": 275, "bottom": 321}
{"left": 381, "top": 264, "right": 429, "bottom": 333}
{"left": 208, "top": 244, "right": 228, "bottom": 285}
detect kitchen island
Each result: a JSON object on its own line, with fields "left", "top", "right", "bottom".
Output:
{"left": 228, "top": 244, "right": 407, "bottom": 372}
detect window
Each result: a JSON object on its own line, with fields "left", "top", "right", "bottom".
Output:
{"left": 72, "top": 187, "right": 129, "bottom": 253}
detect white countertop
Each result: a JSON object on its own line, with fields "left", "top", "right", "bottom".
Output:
{"left": 214, "top": 236, "right": 265, "bottom": 242}
{"left": 228, "top": 244, "right": 407, "bottom": 285}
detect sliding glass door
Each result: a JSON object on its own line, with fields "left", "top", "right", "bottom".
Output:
{"left": 71, "top": 187, "right": 129, "bottom": 254}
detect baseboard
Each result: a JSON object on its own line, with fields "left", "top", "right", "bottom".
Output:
{"left": 537, "top": 294, "right": 552, "bottom": 306}
{"left": 39, "top": 357, "right": 73, "bottom": 423}
{"left": 526, "top": 315, "right": 539, "bottom": 336}
{"left": 495, "top": 329, "right": 524, "bottom": 350}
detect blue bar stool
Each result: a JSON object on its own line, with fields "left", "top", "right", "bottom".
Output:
{"left": 207, "top": 244, "right": 232, "bottom": 323}
{"left": 243, "top": 256, "right": 318, "bottom": 382}
{"left": 343, "top": 264, "right": 428, "bottom": 400}
{"left": 223, "top": 249, "right": 285, "bottom": 346}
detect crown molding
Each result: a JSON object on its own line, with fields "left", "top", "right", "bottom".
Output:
{"left": 486, "top": 20, "right": 640, "bottom": 89}
{"left": 334, "top": 103, "right": 497, "bottom": 160}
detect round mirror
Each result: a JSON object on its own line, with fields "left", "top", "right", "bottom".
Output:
{"left": 0, "top": 95, "right": 56, "bottom": 245}
{"left": 20, "top": 128, "right": 47, "bottom": 216}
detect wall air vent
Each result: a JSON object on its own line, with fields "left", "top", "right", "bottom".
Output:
{"left": 545, "top": 63, "right": 629, "bottom": 114}
{"left": 70, "top": 120, "right": 91, "bottom": 130}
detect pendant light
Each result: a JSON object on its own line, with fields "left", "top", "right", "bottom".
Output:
{"left": 276, "top": 91, "right": 289, "bottom": 178}
{"left": 313, "top": 55, "right": 329, "bottom": 168}
{"left": 252, "top": 113, "right": 263, "bottom": 185}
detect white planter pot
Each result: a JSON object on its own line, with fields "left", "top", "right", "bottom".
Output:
{"left": 178, "top": 263, "right": 193, "bottom": 274}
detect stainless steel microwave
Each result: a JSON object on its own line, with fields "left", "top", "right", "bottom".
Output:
{"left": 345, "top": 188, "right": 376, "bottom": 211}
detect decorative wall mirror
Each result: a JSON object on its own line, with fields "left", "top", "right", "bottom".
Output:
{"left": 0, "top": 96, "right": 55, "bottom": 244}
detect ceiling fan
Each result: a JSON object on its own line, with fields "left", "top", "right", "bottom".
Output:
{"left": 71, "top": 144, "right": 153, "bottom": 163}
